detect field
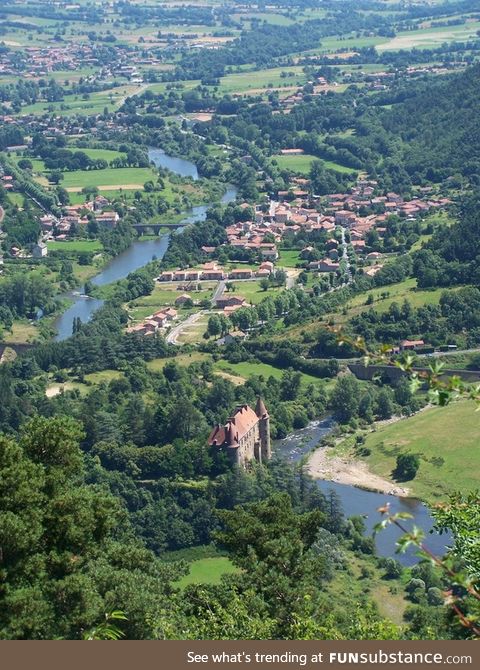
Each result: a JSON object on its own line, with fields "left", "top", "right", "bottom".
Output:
{"left": 175, "top": 557, "right": 239, "bottom": 588}
{"left": 273, "top": 154, "right": 316, "bottom": 175}
{"left": 273, "top": 153, "right": 356, "bottom": 175}
{"left": 213, "top": 360, "right": 328, "bottom": 388}
{"left": 47, "top": 240, "right": 103, "bottom": 252}
{"left": 217, "top": 66, "right": 306, "bottom": 95}
{"left": 278, "top": 249, "right": 302, "bottom": 268}
{"left": 377, "top": 21, "right": 480, "bottom": 52}
{"left": 362, "top": 402, "right": 480, "bottom": 501}
{"left": 60, "top": 167, "right": 156, "bottom": 191}
{"left": 229, "top": 281, "right": 284, "bottom": 305}
{"left": 15, "top": 85, "right": 143, "bottom": 117}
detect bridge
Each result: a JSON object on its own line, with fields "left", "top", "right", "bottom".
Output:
{"left": 132, "top": 222, "right": 186, "bottom": 233}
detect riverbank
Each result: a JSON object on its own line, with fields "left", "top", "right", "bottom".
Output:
{"left": 306, "top": 410, "right": 434, "bottom": 497}
{"left": 308, "top": 445, "right": 410, "bottom": 497}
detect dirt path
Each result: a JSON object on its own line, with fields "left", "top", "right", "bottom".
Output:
{"left": 307, "top": 447, "right": 410, "bottom": 497}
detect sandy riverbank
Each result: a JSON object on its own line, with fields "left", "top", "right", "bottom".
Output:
{"left": 307, "top": 446, "right": 410, "bottom": 497}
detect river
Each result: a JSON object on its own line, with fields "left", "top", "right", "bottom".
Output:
{"left": 54, "top": 149, "right": 238, "bottom": 341}
{"left": 274, "top": 419, "right": 451, "bottom": 565}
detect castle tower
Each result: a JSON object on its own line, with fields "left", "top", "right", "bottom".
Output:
{"left": 255, "top": 397, "right": 271, "bottom": 461}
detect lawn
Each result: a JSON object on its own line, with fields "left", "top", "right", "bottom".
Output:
{"left": 84, "top": 370, "right": 124, "bottom": 385}
{"left": 278, "top": 249, "right": 302, "bottom": 268}
{"left": 72, "top": 148, "right": 126, "bottom": 162}
{"left": 47, "top": 240, "right": 103, "bottom": 252}
{"left": 228, "top": 281, "right": 284, "bottom": 305}
{"left": 60, "top": 167, "right": 156, "bottom": 191}
{"left": 175, "top": 557, "right": 239, "bottom": 588}
{"left": 273, "top": 154, "right": 316, "bottom": 175}
{"left": 363, "top": 401, "right": 480, "bottom": 501}
{"left": 273, "top": 153, "right": 356, "bottom": 175}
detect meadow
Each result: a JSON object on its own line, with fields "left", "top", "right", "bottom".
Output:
{"left": 47, "top": 240, "right": 103, "bottom": 252}
{"left": 362, "top": 401, "right": 480, "bottom": 501}
{"left": 217, "top": 66, "right": 306, "bottom": 95}
{"left": 175, "top": 557, "right": 239, "bottom": 588}
{"left": 273, "top": 153, "right": 356, "bottom": 175}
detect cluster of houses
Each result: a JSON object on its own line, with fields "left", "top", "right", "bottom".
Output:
{"left": 40, "top": 195, "right": 119, "bottom": 240}
{"left": 127, "top": 307, "right": 177, "bottom": 337}
{"left": 157, "top": 260, "right": 275, "bottom": 283}
{"left": 0, "top": 44, "right": 103, "bottom": 78}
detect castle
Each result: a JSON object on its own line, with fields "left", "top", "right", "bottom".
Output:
{"left": 208, "top": 398, "right": 271, "bottom": 467}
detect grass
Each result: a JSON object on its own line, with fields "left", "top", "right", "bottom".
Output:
{"left": 227, "top": 281, "right": 285, "bottom": 305}
{"left": 213, "top": 360, "right": 327, "bottom": 388}
{"left": 217, "top": 66, "right": 306, "bottom": 95}
{"left": 377, "top": 21, "right": 480, "bottom": 52}
{"left": 273, "top": 154, "right": 316, "bottom": 174}
{"left": 127, "top": 283, "right": 215, "bottom": 322}
{"left": 278, "top": 249, "right": 302, "bottom": 268}
{"left": 60, "top": 167, "right": 156, "bottom": 190}
{"left": 273, "top": 153, "right": 356, "bottom": 175}
{"left": 84, "top": 370, "right": 124, "bottom": 385}
{"left": 71, "top": 148, "right": 126, "bottom": 162}
{"left": 362, "top": 401, "right": 480, "bottom": 502}
{"left": 175, "top": 557, "right": 239, "bottom": 588}
{"left": 147, "top": 352, "right": 210, "bottom": 373}
{"left": 48, "top": 240, "right": 103, "bottom": 252}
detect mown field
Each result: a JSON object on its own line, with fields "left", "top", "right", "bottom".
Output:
{"left": 175, "top": 557, "right": 239, "bottom": 588}
{"left": 362, "top": 401, "right": 480, "bottom": 501}
{"left": 273, "top": 153, "right": 356, "bottom": 175}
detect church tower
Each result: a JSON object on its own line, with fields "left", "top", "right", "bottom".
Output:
{"left": 255, "top": 397, "right": 271, "bottom": 461}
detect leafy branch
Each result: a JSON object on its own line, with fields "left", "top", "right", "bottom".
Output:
{"left": 374, "top": 506, "right": 480, "bottom": 638}
{"left": 332, "top": 329, "right": 480, "bottom": 407}
{"left": 82, "top": 611, "right": 127, "bottom": 641}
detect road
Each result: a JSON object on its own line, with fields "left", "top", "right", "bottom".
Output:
{"left": 166, "top": 310, "right": 208, "bottom": 345}
{"left": 211, "top": 280, "right": 225, "bottom": 305}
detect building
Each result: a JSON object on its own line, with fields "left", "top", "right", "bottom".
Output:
{"left": 32, "top": 241, "right": 48, "bottom": 258}
{"left": 208, "top": 398, "right": 271, "bottom": 467}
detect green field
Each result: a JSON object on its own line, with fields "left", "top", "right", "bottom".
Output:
{"left": 363, "top": 402, "right": 480, "bottom": 501}
{"left": 175, "top": 557, "right": 239, "bottom": 588}
{"left": 273, "top": 154, "right": 316, "bottom": 174}
{"left": 278, "top": 249, "right": 302, "bottom": 268}
{"left": 273, "top": 153, "right": 356, "bottom": 175}
{"left": 48, "top": 240, "right": 103, "bottom": 252}
{"left": 72, "top": 148, "right": 126, "bottom": 162}
{"left": 60, "top": 166, "right": 156, "bottom": 190}
{"left": 377, "top": 21, "right": 480, "bottom": 52}
{"left": 227, "top": 280, "right": 284, "bottom": 305}
{"left": 127, "top": 283, "right": 216, "bottom": 322}
{"left": 214, "top": 360, "right": 327, "bottom": 388}
{"left": 218, "top": 66, "right": 306, "bottom": 95}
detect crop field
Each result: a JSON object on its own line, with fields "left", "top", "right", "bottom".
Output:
{"left": 362, "top": 401, "right": 480, "bottom": 501}
{"left": 377, "top": 21, "right": 480, "bottom": 51}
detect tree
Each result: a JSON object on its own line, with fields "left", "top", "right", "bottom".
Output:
{"left": 207, "top": 314, "right": 221, "bottom": 338}
{"left": 330, "top": 375, "right": 360, "bottom": 423}
{"left": 394, "top": 453, "right": 420, "bottom": 481}
{"left": 49, "top": 170, "right": 64, "bottom": 185}
{"left": 260, "top": 277, "right": 270, "bottom": 291}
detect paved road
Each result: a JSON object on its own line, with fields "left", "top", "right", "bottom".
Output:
{"left": 166, "top": 310, "right": 208, "bottom": 345}
{"left": 211, "top": 280, "right": 225, "bottom": 305}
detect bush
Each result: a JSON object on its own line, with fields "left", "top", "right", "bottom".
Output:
{"left": 427, "top": 587, "right": 445, "bottom": 606}
{"left": 394, "top": 453, "right": 420, "bottom": 480}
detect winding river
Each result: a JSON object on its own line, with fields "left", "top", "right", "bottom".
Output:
{"left": 274, "top": 419, "right": 451, "bottom": 565}
{"left": 54, "top": 149, "right": 238, "bottom": 341}
{"left": 52, "top": 151, "right": 450, "bottom": 563}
